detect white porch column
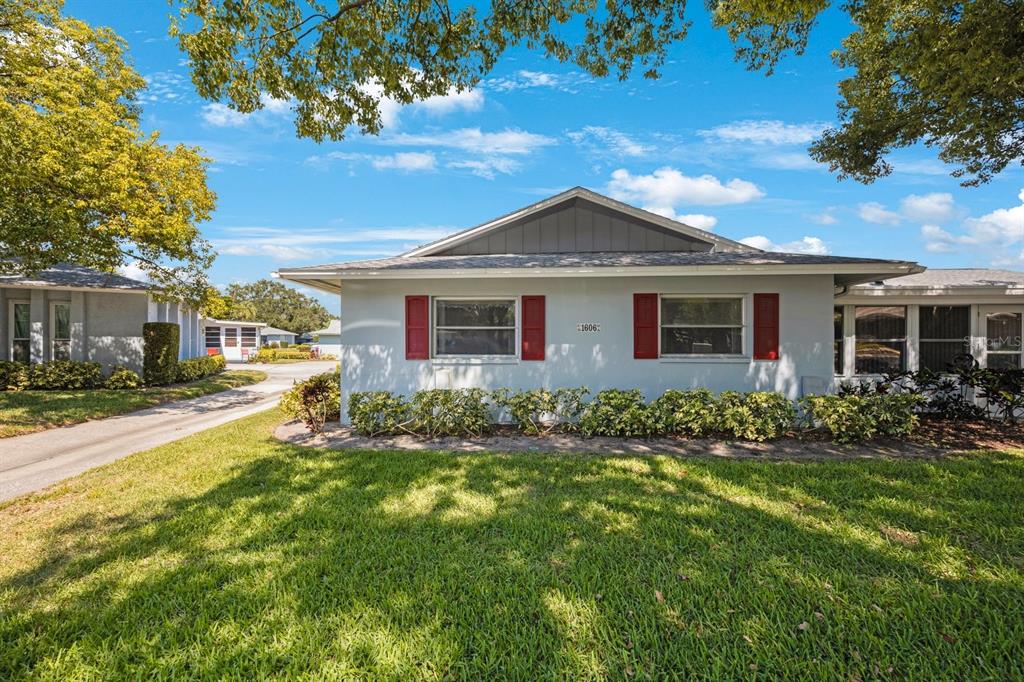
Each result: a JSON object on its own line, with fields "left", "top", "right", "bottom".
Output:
{"left": 29, "top": 289, "right": 45, "bottom": 363}
{"left": 70, "top": 291, "right": 87, "bottom": 361}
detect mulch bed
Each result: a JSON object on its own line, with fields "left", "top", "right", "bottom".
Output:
{"left": 910, "top": 416, "right": 1024, "bottom": 451}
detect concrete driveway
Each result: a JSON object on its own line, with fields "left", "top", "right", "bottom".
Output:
{"left": 0, "top": 361, "right": 333, "bottom": 503}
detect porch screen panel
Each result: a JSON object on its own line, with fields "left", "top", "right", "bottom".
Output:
{"left": 919, "top": 306, "right": 970, "bottom": 372}
{"left": 12, "top": 302, "right": 30, "bottom": 363}
{"left": 204, "top": 327, "right": 220, "bottom": 349}
{"left": 224, "top": 328, "right": 238, "bottom": 348}
{"left": 854, "top": 306, "right": 906, "bottom": 374}
{"left": 240, "top": 326, "right": 258, "bottom": 348}
{"left": 833, "top": 307, "right": 844, "bottom": 374}
{"left": 986, "top": 311, "right": 1022, "bottom": 369}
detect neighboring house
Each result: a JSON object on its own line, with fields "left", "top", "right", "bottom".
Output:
{"left": 834, "top": 269, "right": 1024, "bottom": 378}
{"left": 201, "top": 318, "right": 266, "bottom": 362}
{"left": 309, "top": 319, "right": 341, "bottom": 358}
{"left": 261, "top": 326, "right": 297, "bottom": 346}
{"left": 0, "top": 263, "right": 203, "bottom": 372}
{"left": 277, "top": 187, "right": 927, "bottom": 423}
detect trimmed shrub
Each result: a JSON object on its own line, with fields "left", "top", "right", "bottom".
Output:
{"left": 281, "top": 370, "right": 340, "bottom": 433}
{"left": 578, "top": 389, "right": 657, "bottom": 438}
{"left": 490, "top": 387, "right": 590, "bottom": 435}
{"left": 143, "top": 322, "right": 180, "bottom": 386}
{"left": 175, "top": 355, "right": 226, "bottom": 383}
{"left": 408, "top": 389, "right": 491, "bottom": 437}
{"left": 717, "top": 391, "right": 796, "bottom": 442}
{"left": 254, "top": 348, "right": 311, "bottom": 363}
{"left": 27, "top": 360, "right": 103, "bottom": 390}
{"left": 294, "top": 344, "right": 311, "bottom": 352}
{"left": 801, "top": 393, "right": 924, "bottom": 443}
{"left": 348, "top": 391, "right": 410, "bottom": 436}
{"left": 0, "top": 361, "right": 29, "bottom": 391}
{"left": 105, "top": 366, "right": 142, "bottom": 389}
{"left": 651, "top": 389, "right": 719, "bottom": 437}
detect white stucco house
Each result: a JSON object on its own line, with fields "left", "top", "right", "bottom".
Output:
{"left": 261, "top": 326, "right": 298, "bottom": 346}
{"left": 201, "top": 318, "right": 266, "bottom": 362}
{"left": 309, "top": 319, "right": 341, "bottom": 358}
{"left": 1, "top": 263, "right": 203, "bottom": 372}
{"left": 276, "top": 187, "right": 1023, "bottom": 424}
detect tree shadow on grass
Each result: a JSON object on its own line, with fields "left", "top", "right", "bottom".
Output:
{"left": 1, "top": 440, "right": 1023, "bottom": 679}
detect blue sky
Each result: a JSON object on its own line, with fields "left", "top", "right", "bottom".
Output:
{"left": 68, "top": 1, "right": 1023, "bottom": 314}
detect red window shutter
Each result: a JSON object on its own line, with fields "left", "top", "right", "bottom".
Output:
{"left": 521, "top": 295, "right": 545, "bottom": 360}
{"left": 633, "top": 293, "right": 658, "bottom": 359}
{"left": 405, "top": 295, "right": 429, "bottom": 360}
{"left": 753, "top": 293, "right": 780, "bottom": 360}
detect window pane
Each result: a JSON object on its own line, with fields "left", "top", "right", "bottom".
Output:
{"left": 986, "top": 312, "right": 1022, "bottom": 351}
{"left": 834, "top": 341, "right": 843, "bottom": 374}
{"left": 436, "top": 329, "right": 515, "bottom": 355}
{"left": 919, "top": 305, "right": 969, "bottom": 340}
{"left": 14, "top": 303, "right": 29, "bottom": 339}
{"left": 989, "top": 353, "right": 1021, "bottom": 369}
{"left": 855, "top": 306, "right": 906, "bottom": 340}
{"left": 661, "top": 298, "right": 742, "bottom": 326}
{"left": 53, "top": 340, "right": 70, "bottom": 361}
{"left": 661, "top": 327, "right": 742, "bottom": 355}
{"left": 224, "top": 328, "right": 238, "bottom": 347}
{"left": 436, "top": 300, "right": 514, "bottom": 327}
{"left": 205, "top": 327, "right": 220, "bottom": 349}
{"left": 12, "top": 339, "right": 30, "bottom": 363}
{"left": 855, "top": 341, "right": 905, "bottom": 374}
{"left": 54, "top": 303, "right": 70, "bottom": 340}
{"left": 834, "top": 307, "right": 844, "bottom": 374}
{"left": 834, "top": 307, "right": 843, "bottom": 341}
{"left": 920, "top": 340, "right": 970, "bottom": 373}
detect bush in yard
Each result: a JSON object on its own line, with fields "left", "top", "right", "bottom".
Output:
{"left": 578, "top": 389, "right": 658, "bottom": 438}
{"left": 0, "top": 360, "right": 30, "bottom": 391}
{"left": 254, "top": 347, "right": 311, "bottom": 362}
{"left": 802, "top": 393, "right": 924, "bottom": 443}
{"left": 143, "top": 322, "right": 180, "bottom": 386}
{"left": 651, "top": 388, "right": 719, "bottom": 437}
{"left": 491, "top": 387, "right": 590, "bottom": 435}
{"left": 104, "top": 366, "right": 142, "bottom": 389}
{"left": 407, "top": 388, "right": 491, "bottom": 437}
{"left": 175, "top": 355, "right": 226, "bottom": 383}
{"left": 281, "top": 370, "right": 340, "bottom": 433}
{"left": 26, "top": 360, "right": 103, "bottom": 390}
{"left": 959, "top": 367, "right": 1024, "bottom": 422}
{"left": 348, "top": 391, "right": 410, "bottom": 436}
{"left": 717, "top": 391, "right": 796, "bottom": 442}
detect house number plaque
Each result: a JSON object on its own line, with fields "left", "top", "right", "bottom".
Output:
{"left": 577, "top": 323, "right": 601, "bottom": 332}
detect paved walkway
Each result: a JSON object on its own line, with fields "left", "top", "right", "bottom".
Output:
{"left": 0, "top": 361, "right": 332, "bottom": 502}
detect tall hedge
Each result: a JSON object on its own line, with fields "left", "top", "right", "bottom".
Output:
{"left": 143, "top": 322, "right": 180, "bottom": 386}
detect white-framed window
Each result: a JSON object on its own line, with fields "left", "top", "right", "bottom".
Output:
{"left": 660, "top": 295, "right": 744, "bottom": 356}
{"left": 224, "top": 327, "right": 238, "bottom": 348}
{"left": 49, "top": 301, "right": 71, "bottom": 361}
{"left": 983, "top": 307, "right": 1022, "bottom": 369}
{"left": 919, "top": 305, "right": 970, "bottom": 373}
{"left": 854, "top": 305, "right": 906, "bottom": 374}
{"left": 8, "top": 300, "right": 30, "bottom": 364}
{"left": 433, "top": 298, "right": 517, "bottom": 357}
{"left": 204, "top": 326, "right": 220, "bottom": 349}
{"left": 240, "top": 326, "right": 258, "bottom": 348}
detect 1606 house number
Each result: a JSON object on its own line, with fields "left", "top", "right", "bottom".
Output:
{"left": 577, "top": 323, "right": 601, "bottom": 332}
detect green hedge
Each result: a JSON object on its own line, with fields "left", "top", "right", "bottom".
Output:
{"left": 253, "top": 348, "right": 311, "bottom": 362}
{"left": 175, "top": 354, "right": 226, "bottom": 383}
{"left": 143, "top": 322, "right": 180, "bottom": 386}
{"left": 0, "top": 360, "right": 104, "bottom": 391}
{"left": 801, "top": 394, "right": 924, "bottom": 443}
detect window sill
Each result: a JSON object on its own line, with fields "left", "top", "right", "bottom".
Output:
{"left": 432, "top": 356, "right": 520, "bottom": 366}
{"left": 659, "top": 356, "right": 750, "bottom": 364}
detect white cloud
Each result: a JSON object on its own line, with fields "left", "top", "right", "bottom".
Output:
{"left": 117, "top": 261, "right": 149, "bottom": 282}
{"left": 140, "top": 71, "right": 190, "bottom": 104}
{"left": 757, "top": 152, "right": 822, "bottom": 170}
{"left": 219, "top": 244, "right": 324, "bottom": 260}
{"left": 900, "top": 192, "right": 956, "bottom": 223}
{"left": 739, "top": 235, "right": 830, "bottom": 255}
{"left": 807, "top": 211, "right": 838, "bottom": 225}
{"left": 370, "top": 152, "right": 437, "bottom": 171}
{"left": 201, "top": 102, "right": 249, "bottom": 127}
{"left": 418, "top": 88, "right": 484, "bottom": 115}
{"left": 700, "top": 120, "right": 828, "bottom": 145}
{"left": 857, "top": 202, "right": 902, "bottom": 225}
{"left": 486, "top": 70, "right": 591, "bottom": 93}
{"left": 676, "top": 214, "right": 718, "bottom": 230}
{"left": 567, "top": 126, "right": 653, "bottom": 157}
{"left": 920, "top": 189, "right": 1024, "bottom": 264}
{"left": 447, "top": 157, "right": 520, "bottom": 179}
{"left": 383, "top": 127, "right": 556, "bottom": 154}
{"left": 607, "top": 167, "right": 765, "bottom": 209}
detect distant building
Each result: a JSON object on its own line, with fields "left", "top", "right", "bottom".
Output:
{"left": 261, "top": 326, "right": 297, "bottom": 346}
{"left": 309, "top": 319, "right": 341, "bottom": 357}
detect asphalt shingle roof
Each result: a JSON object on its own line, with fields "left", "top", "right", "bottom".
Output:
{"left": 0, "top": 263, "right": 149, "bottom": 291}
{"left": 858, "top": 268, "right": 1024, "bottom": 289}
{"left": 283, "top": 251, "right": 914, "bottom": 273}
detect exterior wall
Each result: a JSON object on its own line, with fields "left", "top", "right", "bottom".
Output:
{"left": 85, "top": 291, "right": 149, "bottom": 371}
{"left": 338, "top": 274, "right": 835, "bottom": 423}
{"left": 437, "top": 200, "right": 710, "bottom": 256}
{"left": 262, "top": 333, "right": 297, "bottom": 345}
{"left": 312, "top": 335, "right": 341, "bottom": 358}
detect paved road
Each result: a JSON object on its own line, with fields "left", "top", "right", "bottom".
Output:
{"left": 0, "top": 361, "right": 333, "bottom": 503}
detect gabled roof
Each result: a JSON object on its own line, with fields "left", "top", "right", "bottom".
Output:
{"left": 261, "top": 326, "right": 297, "bottom": 336}
{"left": 311, "top": 319, "right": 342, "bottom": 336}
{"left": 401, "top": 186, "right": 759, "bottom": 257}
{"left": 0, "top": 263, "right": 150, "bottom": 292}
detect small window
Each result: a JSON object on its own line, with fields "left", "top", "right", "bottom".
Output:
{"left": 855, "top": 306, "right": 906, "bottom": 374}
{"left": 10, "top": 301, "right": 30, "bottom": 364}
{"left": 434, "top": 299, "right": 516, "bottom": 356}
{"left": 986, "top": 311, "right": 1022, "bottom": 369}
{"left": 834, "top": 306, "right": 844, "bottom": 374}
{"left": 204, "top": 326, "right": 221, "bottom": 349}
{"left": 51, "top": 302, "right": 71, "bottom": 361}
{"left": 224, "top": 327, "right": 238, "bottom": 348}
{"left": 919, "top": 306, "right": 970, "bottom": 372}
{"left": 660, "top": 296, "right": 743, "bottom": 355}
{"left": 240, "top": 326, "right": 258, "bottom": 348}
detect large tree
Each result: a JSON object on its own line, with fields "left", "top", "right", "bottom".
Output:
{"left": 1, "top": 0, "right": 217, "bottom": 304}
{"left": 215, "top": 280, "right": 332, "bottom": 334}
{"left": 173, "top": 0, "right": 1024, "bottom": 186}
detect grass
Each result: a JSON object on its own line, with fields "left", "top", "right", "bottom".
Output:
{"left": 1, "top": 410, "right": 1022, "bottom": 679}
{"left": 0, "top": 370, "right": 267, "bottom": 438}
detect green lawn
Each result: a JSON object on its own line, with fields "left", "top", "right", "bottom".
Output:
{"left": 1, "top": 410, "right": 1022, "bottom": 679}
{"left": 0, "top": 370, "right": 267, "bottom": 438}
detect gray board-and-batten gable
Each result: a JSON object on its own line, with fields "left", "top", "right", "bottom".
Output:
{"left": 434, "top": 197, "right": 713, "bottom": 256}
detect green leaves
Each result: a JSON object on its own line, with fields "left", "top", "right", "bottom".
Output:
{"left": 0, "top": 0, "right": 216, "bottom": 304}
{"left": 216, "top": 279, "right": 332, "bottom": 335}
